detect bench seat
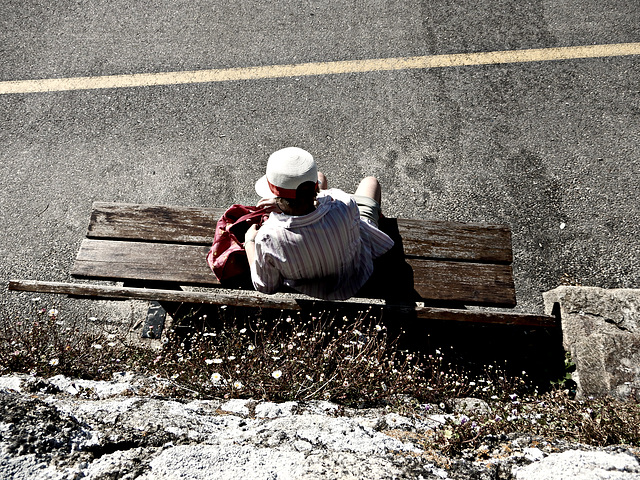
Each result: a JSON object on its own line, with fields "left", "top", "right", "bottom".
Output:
{"left": 8, "top": 202, "right": 558, "bottom": 329}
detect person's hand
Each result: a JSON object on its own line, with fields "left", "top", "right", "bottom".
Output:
{"left": 256, "top": 197, "right": 281, "bottom": 213}
{"left": 245, "top": 224, "right": 259, "bottom": 243}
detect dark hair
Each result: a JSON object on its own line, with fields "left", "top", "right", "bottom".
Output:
{"left": 277, "top": 181, "right": 318, "bottom": 213}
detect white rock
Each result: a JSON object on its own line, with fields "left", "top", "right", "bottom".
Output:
{"left": 140, "top": 444, "right": 306, "bottom": 480}
{"left": 251, "top": 414, "right": 420, "bottom": 455}
{"left": 255, "top": 401, "right": 298, "bottom": 418}
{"left": 0, "top": 375, "right": 25, "bottom": 393}
{"left": 0, "top": 452, "right": 67, "bottom": 480}
{"left": 3, "top": 373, "right": 637, "bottom": 480}
{"left": 47, "top": 374, "right": 133, "bottom": 398}
{"left": 382, "top": 412, "right": 415, "bottom": 430}
{"left": 293, "top": 439, "right": 313, "bottom": 452}
{"left": 301, "top": 400, "right": 340, "bottom": 415}
{"left": 514, "top": 450, "right": 640, "bottom": 480}
{"left": 81, "top": 447, "right": 147, "bottom": 480}
{"left": 140, "top": 443, "right": 431, "bottom": 480}
{"left": 523, "top": 447, "right": 545, "bottom": 462}
{"left": 219, "top": 398, "right": 252, "bottom": 416}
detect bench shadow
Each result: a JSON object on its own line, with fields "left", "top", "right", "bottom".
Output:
{"left": 169, "top": 217, "right": 565, "bottom": 391}
{"left": 356, "top": 217, "right": 565, "bottom": 391}
{"left": 360, "top": 217, "right": 465, "bottom": 309}
{"left": 357, "top": 217, "right": 420, "bottom": 304}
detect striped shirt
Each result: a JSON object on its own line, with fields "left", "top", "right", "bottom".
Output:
{"left": 250, "top": 189, "right": 394, "bottom": 300}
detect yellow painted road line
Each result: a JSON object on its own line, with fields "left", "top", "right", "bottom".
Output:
{"left": 1, "top": 43, "right": 639, "bottom": 95}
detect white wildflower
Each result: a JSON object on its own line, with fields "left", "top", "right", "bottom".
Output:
{"left": 271, "top": 370, "right": 282, "bottom": 379}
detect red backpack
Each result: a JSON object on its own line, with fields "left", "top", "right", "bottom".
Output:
{"left": 206, "top": 205, "right": 268, "bottom": 283}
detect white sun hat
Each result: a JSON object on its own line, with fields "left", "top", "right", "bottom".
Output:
{"left": 255, "top": 147, "right": 318, "bottom": 199}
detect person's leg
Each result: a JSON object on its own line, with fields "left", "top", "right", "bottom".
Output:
{"left": 354, "top": 176, "right": 382, "bottom": 204}
{"left": 352, "top": 176, "right": 383, "bottom": 227}
{"left": 318, "top": 172, "right": 328, "bottom": 190}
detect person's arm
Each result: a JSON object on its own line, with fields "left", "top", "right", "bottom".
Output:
{"left": 245, "top": 224, "right": 259, "bottom": 267}
{"left": 245, "top": 223, "right": 284, "bottom": 294}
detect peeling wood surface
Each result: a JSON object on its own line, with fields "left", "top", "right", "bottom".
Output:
{"left": 70, "top": 238, "right": 516, "bottom": 307}
{"left": 410, "top": 259, "right": 516, "bottom": 307}
{"left": 71, "top": 239, "right": 216, "bottom": 286}
{"left": 87, "top": 202, "right": 221, "bottom": 245}
{"left": 87, "top": 202, "right": 513, "bottom": 264}
{"left": 388, "top": 217, "right": 512, "bottom": 264}
{"left": 12, "top": 202, "right": 527, "bottom": 314}
{"left": 9, "top": 280, "right": 300, "bottom": 311}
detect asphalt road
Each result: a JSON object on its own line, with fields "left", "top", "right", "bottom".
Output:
{"left": 1, "top": 0, "right": 638, "bottom": 325}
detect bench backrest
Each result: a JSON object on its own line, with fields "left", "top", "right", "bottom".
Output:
{"left": 71, "top": 202, "right": 517, "bottom": 308}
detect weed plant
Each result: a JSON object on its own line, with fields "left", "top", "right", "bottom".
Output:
{"left": 0, "top": 303, "right": 134, "bottom": 379}
{"left": 421, "top": 388, "right": 640, "bottom": 455}
{"left": 154, "top": 306, "right": 500, "bottom": 405}
{"left": 1, "top": 300, "right": 639, "bottom": 454}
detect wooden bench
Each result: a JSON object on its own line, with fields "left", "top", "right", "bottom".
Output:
{"left": 9, "top": 202, "right": 558, "bottom": 337}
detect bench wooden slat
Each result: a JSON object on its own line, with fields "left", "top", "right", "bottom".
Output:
{"left": 9, "top": 280, "right": 295, "bottom": 310}
{"left": 70, "top": 239, "right": 515, "bottom": 307}
{"left": 71, "top": 239, "right": 216, "bottom": 285}
{"left": 395, "top": 218, "right": 512, "bottom": 264}
{"left": 8, "top": 279, "right": 556, "bottom": 327}
{"left": 410, "top": 259, "right": 516, "bottom": 307}
{"left": 87, "top": 203, "right": 221, "bottom": 245}
{"left": 87, "top": 202, "right": 513, "bottom": 264}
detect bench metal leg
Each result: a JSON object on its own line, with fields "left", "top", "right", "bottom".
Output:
{"left": 142, "top": 301, "right": 166, "bottom": 339}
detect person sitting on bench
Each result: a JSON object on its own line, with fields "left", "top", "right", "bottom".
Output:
{"left": 245, "top": 147, "right": 394, "bottom": 301}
